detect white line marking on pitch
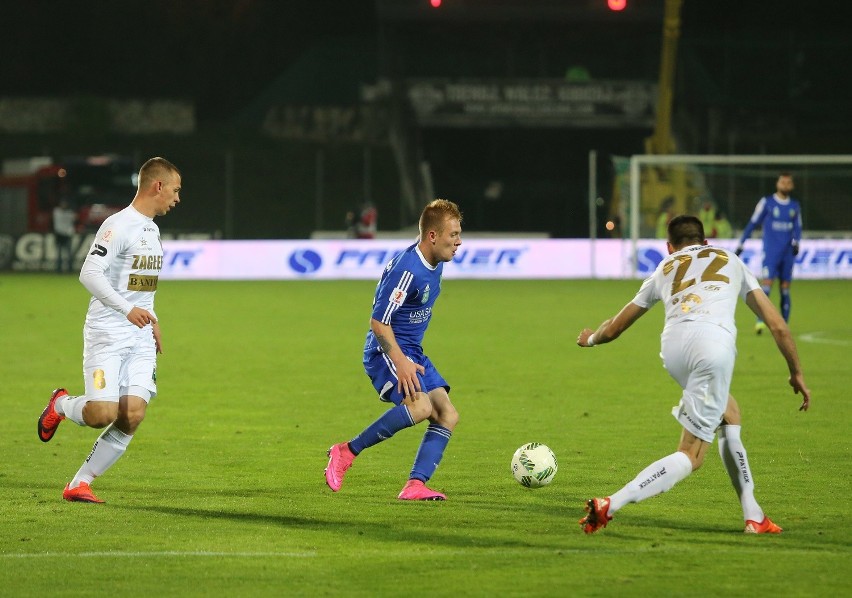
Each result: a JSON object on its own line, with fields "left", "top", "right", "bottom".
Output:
{"left": 798, "top": 331, "right": 852, "bottom": 346}
{"left": 1, "top": 551, "right": 316, "bottom": 559}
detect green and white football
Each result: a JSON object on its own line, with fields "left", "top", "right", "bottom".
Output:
{"left": 511, "top": 442, "right": 558, "bottom": 488}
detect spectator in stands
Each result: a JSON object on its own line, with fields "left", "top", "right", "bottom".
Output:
{"left": 712, "top": 210, "right": 733, "bottom": 239}
{"left": 346, "top": 201, "right": 378, "bottom": 239}
{"left": 698, "top": 199, "right": 716, "bottom": 234}
{"left": 52, "top": 198, "right": 76, "bottom": 273}
{"left": 655, "top": 197, "right": 676, "bottom": 239}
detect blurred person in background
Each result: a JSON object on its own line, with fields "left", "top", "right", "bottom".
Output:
{"left": 52, "top": 198, "right": 76, "bottom": 273}
{"left": 735, "top": 172, "right": 802, "bottom": 333}
{"left": 697, "top": 199, "right": 716, "bottom": 234}
{"left": 711, "top": 210, "right": 733, "bottom": 239}
{"left": 346, "top": 200, "right": 378, "bottom": 239}
{"left": 37, "top": 157, "right": 181, "bottom": 504}
{"left": 655, "top": 197, "right": 676, "bottom": 239}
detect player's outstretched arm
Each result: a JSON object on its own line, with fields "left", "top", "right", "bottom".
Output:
{"left": 577, "top": 302, "right": 648, "bottom": 348}
{"left": 745, "top": 290, "right": 811, "bottom": 411}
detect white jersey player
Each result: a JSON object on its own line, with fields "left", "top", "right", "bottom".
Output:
{"left": 37, "top": 157, "right": 182, "bottom": 504}
{"left": 632, "top": 243, "right": 759, "bottom": 440}
{"left": 575, "top": 215, "right": 809, "bottom": 535}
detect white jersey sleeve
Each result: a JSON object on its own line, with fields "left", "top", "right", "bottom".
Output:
{"left": 631, "top": 245, "right": 760, "bottom": 336}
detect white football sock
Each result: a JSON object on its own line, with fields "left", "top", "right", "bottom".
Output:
{"left": 718, "top": 425, "right": 764, "bottom": 522}
{"left": 57, "top": 395, "right": 89, "bottom": 426}
{"left": 609, "top": 451, "right": 693, "bottom": 514}
{"left": 69, "top": 424, "right": 133, "bottom": 488}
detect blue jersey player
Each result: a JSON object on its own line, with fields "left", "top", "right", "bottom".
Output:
{"left": 735, "top": 172, "right": 802, "bottom": 332}
{"left": 325, "top": 199, "right": 463, "bottom": 500}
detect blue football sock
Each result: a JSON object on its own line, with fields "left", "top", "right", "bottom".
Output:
{"left": 349, "top": 404, "right": 414, "bottom": 455}
{"left": 409, "top": 424, "right": 452, "bottom": 482}
{"left": 780, "top": 287, "right": 791, "bottom": 322}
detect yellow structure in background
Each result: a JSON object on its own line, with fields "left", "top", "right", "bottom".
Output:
{"left": 610, "top": 0, "right": 708, "bottom": 237}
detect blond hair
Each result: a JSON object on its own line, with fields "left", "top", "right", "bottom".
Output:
{"left": 419, "top": 199, "right": 462, "bottom": 236}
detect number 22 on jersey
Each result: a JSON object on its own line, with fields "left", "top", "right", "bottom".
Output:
{"left": 663, "top": 248, "right": 730, "bottom": 295}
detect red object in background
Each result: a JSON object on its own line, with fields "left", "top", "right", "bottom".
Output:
{"left": 0, "top": 155, "right": 136, "bottom": 234}
{"left": 607, "top": 0, "right": 627, "bottom": 11}
{"left": 430, "top": 0, "right": 442, "bottom": 8}
{"left": 356, "top": 204, "right": 378, "bottom": 239}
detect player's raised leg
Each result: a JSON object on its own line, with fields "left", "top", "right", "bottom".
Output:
{"left": 325, "top": 442, "right": 357, "bottom": 492}
{"left": 581, "top": 428, "right": 704, "bottom": 534}
{"left": 325, "top": 390, "right": 429, "bottom": 492}
{"left": 580, "top": 450, "right": 693, "bottom": 533}
{"left": 37, "top": 388, "right": 68, "bottom": 442}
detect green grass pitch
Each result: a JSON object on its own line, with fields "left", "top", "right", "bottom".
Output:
{"left": 1, "top": 274, "right": 849, "bottom": 596}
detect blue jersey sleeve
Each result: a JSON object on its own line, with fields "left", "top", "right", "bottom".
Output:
{"left": 793, "top": 201, "right": 802, "bottom": 244}
{"left": 739, "top": 196, "right": 768, "bottom": 245}
{"left": 372, "top": 268, "right": 415, "bottom": 325}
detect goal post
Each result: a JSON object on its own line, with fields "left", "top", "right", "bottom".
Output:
{"left": 621, "top": 154, "right": 852, "bottom": 275}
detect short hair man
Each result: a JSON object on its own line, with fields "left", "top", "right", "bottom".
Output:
{"left": 577, "top": 215, "right": 810, "bottom": 534}
{"left": 735, "top": 172, "right": 802, "bottom": 332}
{"left": 325, "top": 199, "right": 463, "bottom": 500}
{"left": 37, "top": 157, "right": 182, "bottom": 503}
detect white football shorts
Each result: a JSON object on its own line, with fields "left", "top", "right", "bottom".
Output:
{"left": 82, "top": 324, "right": 158, "bottom": 402}
{"left": 660, "top": 321, "right": 736, "bottom": 442}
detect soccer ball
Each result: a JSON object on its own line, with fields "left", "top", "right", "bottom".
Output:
{"left": 511, "top": 443, "right": 558, "bottom": 488}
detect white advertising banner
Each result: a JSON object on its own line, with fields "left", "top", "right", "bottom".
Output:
{"left": 157, "top": 238, "right": 852, "bottom": 281}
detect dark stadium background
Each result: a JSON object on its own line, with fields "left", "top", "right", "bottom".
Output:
{"left": 2, "top": 0, "right": 849, "bottom": 239}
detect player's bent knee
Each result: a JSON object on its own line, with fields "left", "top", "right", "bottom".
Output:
{"left": 439, "top": 406, "right": 459, "bottom": 430}
{"left": 82, "top": 401, "right": 119, "bottom": 428}
{"left": 405, "top": 392, "right": 433, "bottom": 422}
{"left": 685, "top": 449, "right": 706, "bottom": 471}
{"left": 115, "top": 398, "right": 148, "bottom": 433}
{"left": 118, "top": 408, "right": 146, "bottom": 432}
{"left": 722, "top": 395, "right": 742, "bottom": 425}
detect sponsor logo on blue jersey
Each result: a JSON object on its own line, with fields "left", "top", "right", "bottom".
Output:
{"left": 289, "top": 249, "right": 323, "bottom": 274}
{"left": 409, "top": 306, "right": 432, "bottom": 324}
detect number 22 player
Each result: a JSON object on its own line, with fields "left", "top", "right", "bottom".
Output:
{"left": 576, "top": 215, "right": 810, "bottom": 534}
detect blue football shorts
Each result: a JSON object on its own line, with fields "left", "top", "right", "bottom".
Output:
{"left": 363, "top": 350, "right": 450, "bottom": 405}
{"left": 762, "top": 248, "right": 795, "bottom": 282}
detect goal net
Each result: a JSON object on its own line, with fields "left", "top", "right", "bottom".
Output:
{"left": 607, "top": 154, "right": 852, "bottom": 273}
{"left": 609, "top": 154, "right": 852, "bottom": 238}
